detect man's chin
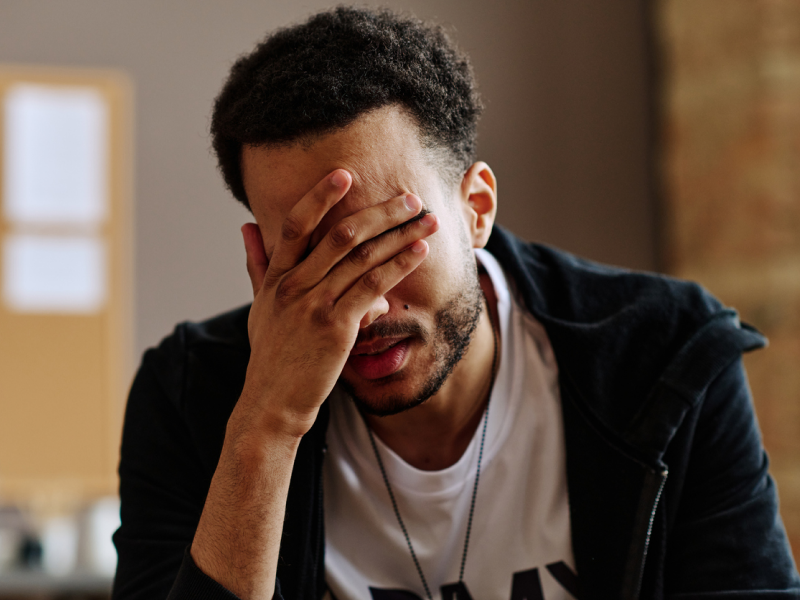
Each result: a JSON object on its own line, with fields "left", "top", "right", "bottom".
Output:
{"left": 338, "top": 356, "right": 456, "bottom": 417}
{"left": 352, "top": 393, "right": 430, "bottom": 418}
{"left": 337, "top": 375, "right": 433, "bottom": 417}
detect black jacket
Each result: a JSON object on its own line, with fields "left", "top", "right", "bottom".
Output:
{"left": 113, "top": 227, "right": 800, "bottom": 600}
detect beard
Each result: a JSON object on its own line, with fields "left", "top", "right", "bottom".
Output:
{"left": 339, "top": 260, "right": 485, "bottom": 417}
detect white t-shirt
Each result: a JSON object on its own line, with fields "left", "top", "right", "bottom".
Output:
{"left": 324, "top": 249, "right": 576, "bottom": 600}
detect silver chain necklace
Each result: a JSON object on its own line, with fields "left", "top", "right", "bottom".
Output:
{"left": 363, "top": 301, "right": 499, "bottom": 600}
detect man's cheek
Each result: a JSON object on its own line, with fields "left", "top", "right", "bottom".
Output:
{"left": 398, "top": 263, "right": 439, "bottom": 301}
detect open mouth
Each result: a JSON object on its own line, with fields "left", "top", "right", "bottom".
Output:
{"left": 352, "top": 337, "right": 405, "bottom": 356}
{"left": 347, "top": 338, "right": 411, "bottom": 380}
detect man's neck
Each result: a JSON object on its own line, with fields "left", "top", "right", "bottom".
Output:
{"left": 365, "top": 272, "right": 500, "bottom": 471}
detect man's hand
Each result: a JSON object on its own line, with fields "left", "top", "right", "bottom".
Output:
{"left": 190, "top": 169, "right": 438, "bottom": 599}
{"left": 235, "top": 168, "right": 436, "bottom": 440}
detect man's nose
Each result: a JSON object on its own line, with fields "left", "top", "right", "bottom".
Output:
{"left": 359, "top": 296, "right": 390, "bottom": 329}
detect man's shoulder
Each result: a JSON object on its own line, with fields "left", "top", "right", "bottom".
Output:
{"left": 486, "top": 225, "right": 723, "bottom": 328}
{"left": 137, "top": 304, "right": 251, "bottom": 420}
{"left": 179, "top": 303, "right": 252, "bottom": 350}
{"left": 148, "top": 304, "right": 251, "bottom": 359}
{"left": 486, "top": 226, "right": 765, "bottom": 437}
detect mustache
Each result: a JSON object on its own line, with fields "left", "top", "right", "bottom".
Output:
{"left": 354, "top": 318, "right": 427, "bottom": 346}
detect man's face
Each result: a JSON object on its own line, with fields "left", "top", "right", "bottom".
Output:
{"left": 241, "top": 106, "right": 485, "bottom": 416}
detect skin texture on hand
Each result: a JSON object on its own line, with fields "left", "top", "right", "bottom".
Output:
{"left": 238, "top": 169, "right": 438, "bottom": 438}
{"left": 190, "top": 166, "right": 438, "bottom": 599}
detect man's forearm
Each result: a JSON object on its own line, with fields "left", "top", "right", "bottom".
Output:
{"left": 190, "top": 401, "right": 303, "bottom": 600}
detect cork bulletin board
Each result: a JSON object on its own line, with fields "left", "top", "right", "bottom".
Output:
{"left": 0, "top": 65, "right": 132, "bottom": 503}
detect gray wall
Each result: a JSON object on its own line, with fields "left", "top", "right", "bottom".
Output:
{"left": 0, "top": 0, "right": 655, "bottom": 363}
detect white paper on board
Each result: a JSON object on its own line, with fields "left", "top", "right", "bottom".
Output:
{"left": 2, "top": 234, "right": 106, "bottom": 313}
{"left": 3, "top": 84, "right": 108, "bottom": 226}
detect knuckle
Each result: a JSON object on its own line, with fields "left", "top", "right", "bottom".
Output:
{"left": 263, "top": 271, "right": 281, "bottom": 289}
{"left": 312, "top": 300, "right": 336, "bottom": 327}
{"left": 349, "top": 242, "right": 374, "bottom": 266}
{"left": 274, "top": 277, "right": 298, "bottom": 303}
{"left": 329, "top": 221, "right": 357, "bottom": 249}
{"left": 393, "top": 254, "right": 411, "bottom": 271}
{"left": 362, "top": 270, "right": 383, "bottom": 292}
{"left": 281, "top": 215, "right": 305, "bottom": 242}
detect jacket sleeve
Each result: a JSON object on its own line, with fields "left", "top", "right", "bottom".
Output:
{"left": 664, "top": 357, "right": 800, "bottom": 598}
{"left": 112, "top": 341, "right": 245, "bottom": 600}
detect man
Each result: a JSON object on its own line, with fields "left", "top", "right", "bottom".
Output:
{"left": 112, "top": 7, "right": 800, "bottom": 600}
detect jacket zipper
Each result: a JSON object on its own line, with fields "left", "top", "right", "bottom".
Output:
{"left": 628, "top": 468, "right": 668, "bottom": 600}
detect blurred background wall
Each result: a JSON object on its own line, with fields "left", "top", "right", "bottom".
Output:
{"left": 0, "top": 0, "right": 656, "bottom": 361}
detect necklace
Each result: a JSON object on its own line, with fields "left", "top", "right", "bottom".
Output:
{"left": 364, "top": 299, "right": 499, "bottom": 600}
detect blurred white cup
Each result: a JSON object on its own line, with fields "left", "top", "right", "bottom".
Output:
{"left": 77, "top": 496, "right": 120, "bottom": 576}
{"left": 41, "top": 516, "right": 79, "bottom": 575}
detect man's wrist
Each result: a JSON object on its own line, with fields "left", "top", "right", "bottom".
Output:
{"left": 225, "top": 389, "right": 314, "bottom": 458}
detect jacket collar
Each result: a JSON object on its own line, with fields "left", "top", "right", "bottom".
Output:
{"left": 485, "top": 225, "right": 764, "bottom": 455}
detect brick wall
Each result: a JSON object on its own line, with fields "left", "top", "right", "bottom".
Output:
{"left": 657, "top": 0, "right": 800, "bottom": 558}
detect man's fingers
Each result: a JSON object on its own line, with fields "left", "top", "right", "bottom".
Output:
{"left": 297, "top": 193, "right": 426, "bottom": 288}
{"left": 242, "top": 223, "right": 268, "bottom": 296}
{"left": 314, "top": 211, "right": 438, "bottom": 301}
{"left": 338, "top": 239, "right": 429, "bottom": 318}
{"left": 267, "top": 169, "right": 351, "bottom": 283}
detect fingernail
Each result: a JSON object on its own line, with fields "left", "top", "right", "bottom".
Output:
{"left": 411, "top": 240, "right": 427, "bottom": 253}
{"left": 403, "top": 194, "right": 421, "bottom": 212}
{"left": 421, "top": 214, "right": 436, "bottom": 227}
{"left": 331, "top": 170, "right": 349, "bottom": 188}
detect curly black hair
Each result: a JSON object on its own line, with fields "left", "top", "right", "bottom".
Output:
{"left": 210, "top": 5, "right": 483, "bottom": 210}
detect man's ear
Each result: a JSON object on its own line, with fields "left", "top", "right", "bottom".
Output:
{"left": 459, "top": 161, "right": 497, "bottom": 249}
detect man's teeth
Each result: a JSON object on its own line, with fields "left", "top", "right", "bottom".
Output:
{"left": 360, "top": 341, "right": 400, "bottom": 356}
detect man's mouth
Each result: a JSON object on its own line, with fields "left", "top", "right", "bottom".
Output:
{"left": 350, "top": 336, "right": 406, "bottom": 356}
{"left": 347, "top": 337, "right": 411, "bottom": 379}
